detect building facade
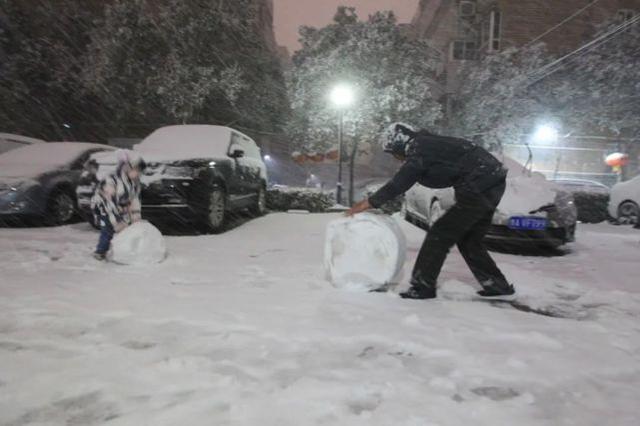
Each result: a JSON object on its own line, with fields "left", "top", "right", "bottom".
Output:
{"left": 412, "top": 0, "right": 640, "bottom": 91}
{"left": 410, "top": 0, "right": 640, "bottom": 181}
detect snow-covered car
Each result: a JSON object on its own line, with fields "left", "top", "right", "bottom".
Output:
{"left": 77, "top": 125, "right": 267, "bottom": 232}
{"left": 0, "top": 142, "right": 114, "bottom": 225}
{"left": 608, "top": 175, "right": 640, "bottom": 224}
{"left": 403, "top": 155, "right": 578, "bottom": 248}
{"left": 549, "top": 178, "right": 610, "bottom": 195}
{"left": 0, "top": 133, "right": 46, "bottom": 154}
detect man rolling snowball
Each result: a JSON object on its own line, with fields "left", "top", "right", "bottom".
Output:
{"left": 347, "top": 123, "right": 515, "bottom": 300}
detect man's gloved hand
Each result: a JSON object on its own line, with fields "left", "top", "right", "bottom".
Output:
{"left": 114, "top": 222, "right": 128, "bottom": 233}
{"left": 346, "top": 199, "right": 371, "bottom": 217}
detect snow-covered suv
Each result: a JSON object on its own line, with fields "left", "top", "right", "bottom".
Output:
{"left": 77, "top": 125, "right": 267, "bottom": 232}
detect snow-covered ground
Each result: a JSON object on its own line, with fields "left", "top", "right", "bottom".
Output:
{"left": 1, "top": 214, "right": 639, "bottom": 425}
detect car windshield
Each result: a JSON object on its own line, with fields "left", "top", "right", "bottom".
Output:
{"left": 134, "top": 125, "right": 232, "bottom": 161}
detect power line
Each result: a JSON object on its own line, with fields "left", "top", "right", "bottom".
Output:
{"left": 523, "top": 0, "right": 603, "bottom": 47}
{"left": 525, "top": 14, "right": 640, "bottom": 87}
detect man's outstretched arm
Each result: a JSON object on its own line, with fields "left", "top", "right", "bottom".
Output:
{"left": 347, "top": 157, "right": 423, "bottom": 216}
{"left": 368, "top": 157, "right": 423, "bottom": 208}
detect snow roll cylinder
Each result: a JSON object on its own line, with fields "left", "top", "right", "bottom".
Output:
{"left": 324, "top": 212, "right": 406, "bottom": 291}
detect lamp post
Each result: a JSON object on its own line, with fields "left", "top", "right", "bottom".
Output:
{"left": 329, "top": 84, "right": 354, "bottom": 206}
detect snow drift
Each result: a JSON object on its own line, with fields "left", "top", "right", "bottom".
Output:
{"left": 324, "top": 212, "right": 406, "bottom": 291}
{"left": 111, "top": 221, "right": 167, "bottom": 265}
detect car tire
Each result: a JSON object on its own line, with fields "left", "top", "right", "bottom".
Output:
{"left": 250, "top": 185, "right": 267, "bottom": 217}
{"left": 428, "top": 199, "right": 444, "bottom": 229}
{"left": 47, "top": 189, "right": 77, "bottom": 226}
{"left": 618, "top": 201, "right": 639, "bottom": 224}
{"left": 204, "top": 187, "right": 227, "bottom": 233}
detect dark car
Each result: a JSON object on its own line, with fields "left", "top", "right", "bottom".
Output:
{"left": 77, "top": 125, "right": 268, "bottom": 232}
{"left": 0, "top": 142, "right": 114, "bottom": 225}
{"left": 549, "top": 178, "right": 611, "bottom": 195}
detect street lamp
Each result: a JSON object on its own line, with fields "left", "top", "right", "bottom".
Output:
{"left": 329, "top": 84, "right": 354, "bottom": 205}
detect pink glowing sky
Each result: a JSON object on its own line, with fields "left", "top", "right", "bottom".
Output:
{"left": 273, "top": 0, "right": 419, "bottom": 53}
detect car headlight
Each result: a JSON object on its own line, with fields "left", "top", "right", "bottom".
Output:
{"left": 11, "top": 179, "right": 39, "bottom": 192}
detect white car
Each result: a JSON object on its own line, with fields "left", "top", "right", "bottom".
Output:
{"left": 608, "top": 175, "right": 640, "bottom": 224}
{"left": 403, "top": 155, "right": 578, "bottom": 248}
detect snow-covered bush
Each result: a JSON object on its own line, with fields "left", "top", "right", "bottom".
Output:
{"left": 572, "top": 192, "right": 610, "bottom": 224}
{"left": 266, "top": 187, "right": 334, "bottom": 213}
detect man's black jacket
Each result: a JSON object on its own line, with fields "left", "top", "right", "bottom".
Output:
{"left": 369, "top": 131, "right": 507, "bottom": 208}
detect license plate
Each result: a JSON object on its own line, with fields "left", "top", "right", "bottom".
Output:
{"left": 508, "top": 216, "right": 548, "bottom": 230}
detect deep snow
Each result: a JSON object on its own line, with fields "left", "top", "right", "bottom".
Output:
{"left": 0, "top": 214, "right": 639, "bottom": 425}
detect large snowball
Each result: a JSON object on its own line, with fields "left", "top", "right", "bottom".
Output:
{"left": 324, "top": 212, "right": 406, "bottom": 291}
{"left": 111, "top": 221, "right": 167, "bottom": 265}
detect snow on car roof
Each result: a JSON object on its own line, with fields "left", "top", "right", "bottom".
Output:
{"left": 0, "top": 142, "right": 111, "bottom": 166}
{"left": 0, "top": 142, "right": 112, "bottom": 181}
{"left": 134, "top": 125, "right": 244, "bottom": 162}
{"left": 0, "top": 133, "right": 46, "bottom": 145}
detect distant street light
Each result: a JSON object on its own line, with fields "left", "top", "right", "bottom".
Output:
{"left": 263, "top": 154, "right": 272, "bottom": 161}
{"left": 532, "top": 124, "right": 559, "bottom": 144}
{"left": 329, "top": 84, "right": 355, "bottom": 205}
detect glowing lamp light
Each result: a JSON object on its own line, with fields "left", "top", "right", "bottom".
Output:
{"left": 263, "top": 155, "right": 272, "bottom": 161}
{"left": 329, "top": 84, "right": 355, "bottom": 108}
{"left": 532, "top": 125, "right": 559, "bottom": 144}
{"left": 605, "top": 152, "right": 629, "bottom": 167}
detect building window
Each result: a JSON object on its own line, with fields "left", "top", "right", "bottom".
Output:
{"left": 459, "top": 1, "right": 476, "bottom": 17}
{"left": 451, "top": 40, "right": 477, "bottom": 60}
{"left": 488, "top": 9, "right": 502, "bottom": 52}
{"left": 617, "top": 9, "right": 635, "bottom": 22}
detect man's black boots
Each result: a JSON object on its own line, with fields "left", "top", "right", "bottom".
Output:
{"left": 400, "top": 285, "right": 437, "bottom": 300}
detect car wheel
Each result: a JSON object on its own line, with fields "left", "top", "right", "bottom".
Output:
{"left": 48, "top": 190, "right": 76, "bottom": 225}
{"left": 205, "top": 187, "right": 227, "bottom": 232}
{"left": 250, "top": 186, "right": 267, "bottom": 216}
{"left": 428, "top": 199, "right": 444, "bottom": 228}
{"left": 618, "top": 201, "right": 639, "bottom": 224}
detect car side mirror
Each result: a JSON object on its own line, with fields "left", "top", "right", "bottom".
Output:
{"left": 230, "top": 149, "right": 245, "bottom": 159}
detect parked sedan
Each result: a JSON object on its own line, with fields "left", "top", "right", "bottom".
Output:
{"left": 0, "top": 142, "right": 114, "bottom": 225}
{"left": 549, "top": 178, "right": 610, "bottom": 195}
{"left": 608, "top": 174, "right": 640, "bottom": 224}
{"left": 77, "top": 125, "right": 267, "bottom": 232}
{"left": 403, "top": 156, "right": 578, "bottom": 249}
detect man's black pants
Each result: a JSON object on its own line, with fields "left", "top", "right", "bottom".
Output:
{"left": 411, "top": 181, "right": 509, "bottom": 292}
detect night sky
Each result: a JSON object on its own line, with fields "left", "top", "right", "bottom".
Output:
{"left": 273, "top": 0, "right": 420, "bottom": 52}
